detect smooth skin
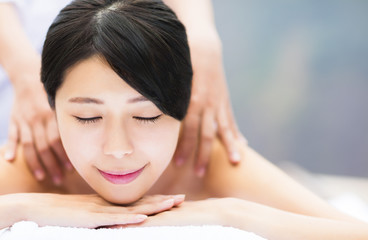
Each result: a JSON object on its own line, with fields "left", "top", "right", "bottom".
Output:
{"left": 0, "top": 145, "right": 185, "bottom": 229}
{"left": 1, "top": 136, "right": 367, "bottom": 239}
{"left": 0, "top": 57, "right": 367, "bottom": 239}
{"left": 0, "top": 0, "right": 241, "bottom": 183}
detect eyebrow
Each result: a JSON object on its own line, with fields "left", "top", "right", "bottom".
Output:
{"left": 127, "top": 96, "right": 149, "bottom": 103}
{"left": 68, "top": 96, "right": 149, "bottom": 104}
{"left": 68, "top": 97, "right": 103, "bottom": 104}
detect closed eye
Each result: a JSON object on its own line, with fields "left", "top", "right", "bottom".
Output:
{"left": 133, "top": 114, "right": 162, "bottom": 124}
{"left": 74, "top": 116, "right": 102, "bottom": 124}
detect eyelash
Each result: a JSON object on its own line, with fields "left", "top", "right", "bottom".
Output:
{"left": 75, "top": 116, "right": 101, "bottom": 124}
{"left": 74, "top": 114, "right": 162, "bottom": 124}
{"left": 134, "top": 114, "right": 162, "bottom": 124}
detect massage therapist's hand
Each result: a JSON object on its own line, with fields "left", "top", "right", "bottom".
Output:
{"left": 0, "top": 3, "right": 70, "bottom": 185}
{"left": 0, "top": 193, "right": 185, "bottom": 229}
{"left": 4, "top": 57, "right": 71, "bottom": 185}
{"left": 174, "top": 29, "right": 247, "bottom": 177}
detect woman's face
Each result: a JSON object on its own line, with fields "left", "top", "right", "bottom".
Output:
{"left": 55, "top": 56, "right": 181, "bottom": 204}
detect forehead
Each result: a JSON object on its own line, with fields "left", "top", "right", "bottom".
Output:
{"left": 56, "top": 56, "right": 141, "bottom": 102}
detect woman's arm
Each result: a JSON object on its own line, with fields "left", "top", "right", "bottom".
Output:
{"left": 0, "top": 192, "right": 185, "bottom": 229}
{"left": 137, "top": 198, "right": 368, "bottom": 240}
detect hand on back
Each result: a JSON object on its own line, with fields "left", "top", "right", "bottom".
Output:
{"left": 174, "top": 30, "right": 247, "bottom": 177}
{"left": 4, "top": 58, "right": 71, "bottom": 185}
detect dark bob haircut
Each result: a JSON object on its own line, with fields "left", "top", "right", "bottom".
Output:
{"left": 41, "top": 0, "right": 192, "bottom": 120}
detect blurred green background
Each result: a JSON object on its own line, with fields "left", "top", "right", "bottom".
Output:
{"left": 213, "top": 0, "right": 368, "bottom": 177}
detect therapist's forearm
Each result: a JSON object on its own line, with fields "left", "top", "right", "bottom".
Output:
{"left": 163, "top": 0, "right": 220, "bottom": 43}
{"left": 0, "top": 3, "right": 40, "bottom": 84}
{"left": 163, "top": 0, "right": 215, "bottom": 29}
{"left": 164, "top": 0, "right": 215, "bottom": 28}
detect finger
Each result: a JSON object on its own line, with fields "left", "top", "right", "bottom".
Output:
{"left": 94, "top": 213, "right": 147, "bottom": 228}
{"left": 131, "top": 194, "right": 185, "bottom": 210}
{"left": 137, "top": 194, "right": 185, "bottom": 206}
{"left": 32, "top": 121, "right": 63, "bottom": 185}
{"left": 4, "top": 120, "right": 19, "bottom": 161}
{"left": 226, "top": 100, "right": 240, "bottom": 137}
{"left": 132, "top": 196, "right": 185, "bottom": 215}
{"left": 239, "top": 134, "right": 248, "bottom": 146}
{"left": 195, "top": 110, "right": 216, "bottom": 177}
{"left": 110, "top": 198, "right": 176, "bottom": 216}
{"left": 217, "top": 105, "right": 241, "bottom": 164}
{"left": 19, "top": 122, "right": 46, "bottom": 180}
{"left": 172, "top": 194, "right": 185, "bottom": 206}
{"left": 224, "top": 99, "right": 249, "bottom": 150}
{"left": 46, "top": 116, "right": 73, "bottom": 171}
{"left": 173, "top": 108, "right": 201, "bottom": 166}
{"left": 225, "top": 99, "right": 247, "bottom": 145}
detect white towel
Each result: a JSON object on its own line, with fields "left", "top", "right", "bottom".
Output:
{"left": 328, "top": 193, "right": 368, "bottom": 223}
{"left": 0, "top": 221, "right": 267, "bottom": 240}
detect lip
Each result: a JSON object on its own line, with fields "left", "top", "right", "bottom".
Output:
{"left": 98, "top": 165, "right": 146, "bottom": 185}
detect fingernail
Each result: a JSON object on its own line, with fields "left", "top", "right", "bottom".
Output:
{"left": 4, "top": 151, "right": 14, "bottom": 161}
{"left": 34, "top": 170, "right": 45, "bottom": 181}
{"left": 196, "top": 167, "right": 206, "bottom": 178}
{"left": 176, "top": 157, "right": 184, "bottom": 166}
{"left": 162, "top": 198, "right": 174, "bottom": 207}
{"left": 53, "top": 176, "right": 62, "bottom": 186}
{"left": 174, "top": 194, "right": 185, "bottom": 200}
{"left": 231, "top": 151, "right": 241, "bottom": 163}
{"left": 134, "top": 215, "right": 147, "bottom": 222}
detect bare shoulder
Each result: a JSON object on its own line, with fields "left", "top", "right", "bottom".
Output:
{"left": 204, "top": 138, "right": 278, "bottom": 200}
{"left": 203, "top": 138, "right": 352, "bottom": 221}
{"left": 0, "top": 146, "right": 61, "bottom": 195}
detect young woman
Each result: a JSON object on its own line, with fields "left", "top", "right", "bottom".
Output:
{"left": 0, "top": 0, "right": 367, "bottom": 239}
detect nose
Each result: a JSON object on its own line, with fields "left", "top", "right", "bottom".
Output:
{"left": 103, "top": 121, "right": 133, "bottom": 159}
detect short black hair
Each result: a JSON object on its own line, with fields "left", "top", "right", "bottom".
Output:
{"left": 41, "top": 0, "right": 192, "bottom": 120}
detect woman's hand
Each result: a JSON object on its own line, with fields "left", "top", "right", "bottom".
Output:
{"left": 109, "top": 198, "right": 235, "bottom": 229}
{"left": 0, "top": 193, "right": 185, "bottom": 229}
{"left": 141, "top": 198, "right": 227, "bottom": 227}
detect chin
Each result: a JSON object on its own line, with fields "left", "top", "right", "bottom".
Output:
{"left": 99, "top": 188, "right": 146, "bottom": 205}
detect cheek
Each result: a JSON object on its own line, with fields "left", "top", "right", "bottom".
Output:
{"left": 132, "top": 120, "right": 180, "bottom": 169}
{"left": 57, "top": 115, "right": 102, "bottom": 171}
